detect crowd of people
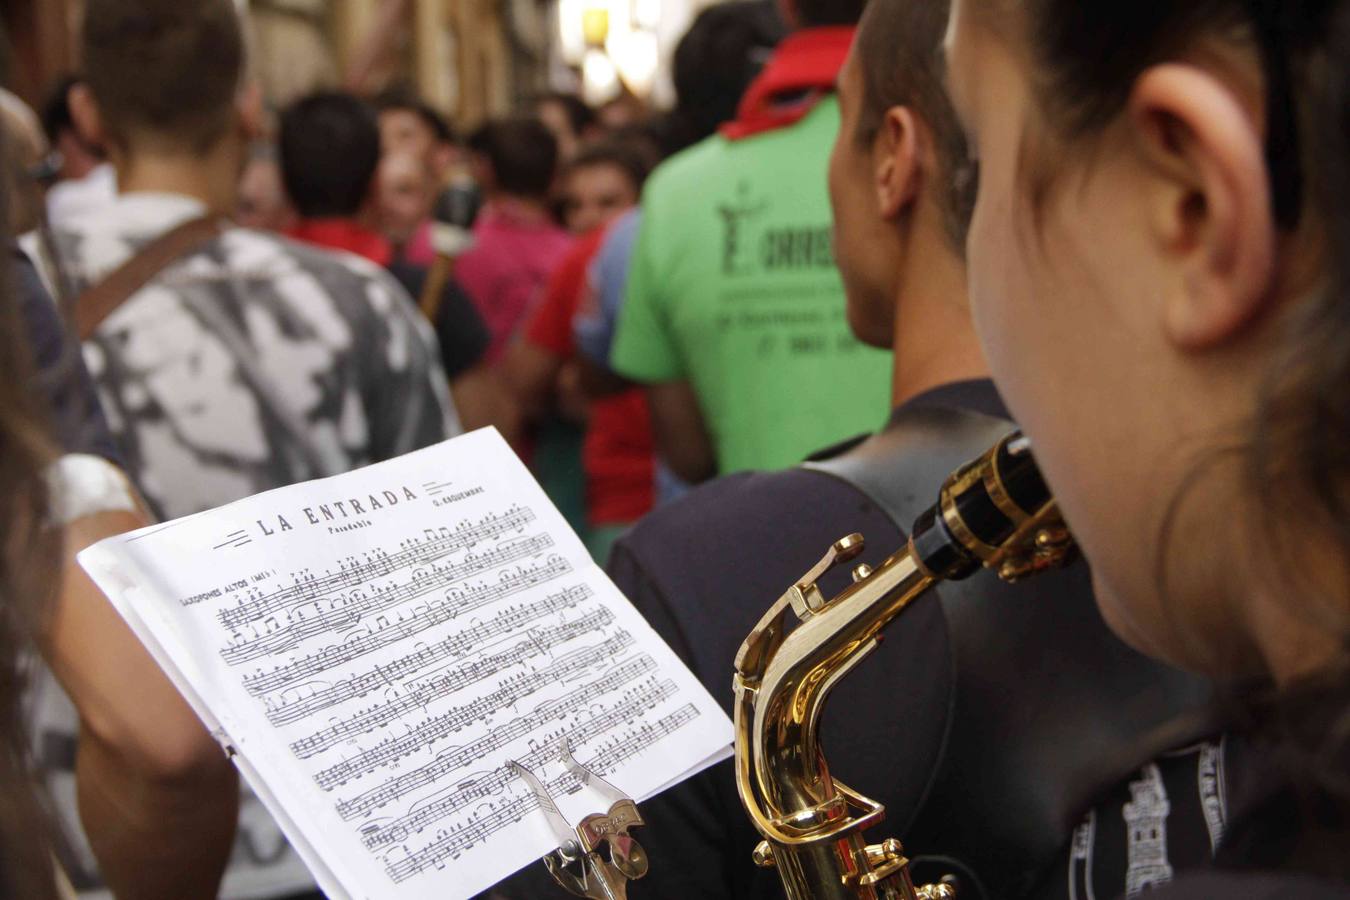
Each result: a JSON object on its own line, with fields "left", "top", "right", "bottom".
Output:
{"left": 0, "top": 0, "right": 1347, "bottom": 898}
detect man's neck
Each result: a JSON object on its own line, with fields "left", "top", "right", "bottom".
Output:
{"left": 889, "top": 229, "right": 990, "bottom": 408}
{"left": 112, "top": 141, "right": 241, "bottom": 214}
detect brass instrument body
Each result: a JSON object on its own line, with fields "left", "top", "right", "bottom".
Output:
{"left": 733, "top": 434, "right": 1075, "bottom": 899}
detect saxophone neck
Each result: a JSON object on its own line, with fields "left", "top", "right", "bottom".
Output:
{"left": 734, "top": 539, "right": 935, "bottom": 843}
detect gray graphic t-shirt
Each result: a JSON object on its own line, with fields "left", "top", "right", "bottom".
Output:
{"left": 32, "top": 191, "right": 460, "bottom": 898}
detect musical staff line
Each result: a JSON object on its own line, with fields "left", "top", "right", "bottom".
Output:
{"left": 379, "top": 704, "right": 702, "bottom": 881}
{"left": 332, "top": 656, "right": 663, "bottom": 820}
{"left": 292, "top": 625, "right": 633, "bottom": 759}
{"left": 220, "top": 555, "right": 571, "bottom": 666}
{"left": 215, "top": 506, "right": 538, "bottom": 628}
{"left": 264, "top": 606, "right": 613, "bottom": 728}
{"left": 240, "top": 585, "right": 595, "bottom": 697}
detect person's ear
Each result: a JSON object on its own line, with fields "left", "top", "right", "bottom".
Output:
{"left": 235, "top": 81, "right": 265, "bottom": 142}
{"left": 67, "top": 83, "right": 107, "bottom": 150}
{"left": 874, "top": 106, "right": 920, "bottom": 221}
{"left": 1127, "top": 63, "right": 1276, "bottom": 350}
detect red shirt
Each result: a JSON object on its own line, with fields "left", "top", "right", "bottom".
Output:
{"left": 287, "top": 218, "right": 393, "bottom": 266}
{"left": 525, "top": 228, "right": 655, "bottom": 526}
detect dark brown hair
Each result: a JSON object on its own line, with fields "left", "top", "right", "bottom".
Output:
{"left": 467, "top": 117, "right": 559, "bottom": 200}
{"left": 564, "top": 140, "right": 654, "bottom": 194}
{"left": 82, "top": 0, "right": 244, "bottom": 153}
{"left": 853, "top": 0, "right": 973, "bottom": 251}
{"left": 987, "top": 1, "right": 1337, "bottom": 229}
{"left": 0, "top": 175, "right": 60, "bottom": 900}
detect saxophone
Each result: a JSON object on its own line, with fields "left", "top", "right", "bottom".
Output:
{"left": 732, "top": 432, "right": 1076, "bottom": 899}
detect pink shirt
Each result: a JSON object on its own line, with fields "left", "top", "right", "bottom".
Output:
{"left": 401, "top": 219, "right": 437, "bottom": 268}
{"left": 455, "top": 202, "right": 573, "bottom": 363}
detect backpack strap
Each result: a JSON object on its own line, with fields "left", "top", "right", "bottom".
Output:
{"left": 75, "top": 214, "right": 229, "bottom": 341}
{"left": 804, "top": 403, "right": 1216, "bottom": 897}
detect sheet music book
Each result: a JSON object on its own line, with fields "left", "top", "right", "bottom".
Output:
{"left": 78, "top": 429, "right": 734, "bottom": 900}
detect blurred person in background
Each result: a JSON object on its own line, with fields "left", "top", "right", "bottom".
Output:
{"left": 565, "top": 2, "right": 789, "bottom": 517}
{"left": 0, "top": 88, "right": 48, "bottom": 235}
{"left": 1, "top": 92, "right": 244, "bottom": 896}
{"left": 610, "top": 0, "right": 890, "bottom": 485}
{"left": 280, "top": 92, "right": 397, "bottom": 266}
{"left": 557, "top": 140, "right": 649, "bottom": 236}
{"left": 373, "top": 89, "right": 461, "bottom": 268}
{"left": 374, "top": 88, "right": 458, "bottom": 184}
{"left": 374, "top": 150, "right": 436, "bottom": 263}
{"left": 0, "top": 202, "right": 67, "bottom": 900}
{"left": 39, "top": 76, "right": 116, "bottom": 229}
{"left": 14, "top": 241, "right": 243, "bottom": 900}
{"left": 458, "top": 116, "right": 573, "bottom": 365}
{"left": 234, "top": 142, "right": 296, "bottom": 233}
{"left": 535, "top": 91, "right": 599, "bottom": 164}
{"left": 503, "top": 140, "right": 654, "bottom": 563}
{"left": 278, "top": 90, "right": 513, "bottom": 439}
{"left": 649, "top": 0, "right": 786, "bottom": 156}
{"left": 35, "top": 3, "right": 460, "bottom": 896}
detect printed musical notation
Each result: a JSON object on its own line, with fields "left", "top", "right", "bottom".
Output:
{"left": 78, "top": 430, "right": 734, "bottom": 900}
{"left": 211, "top": 506, "right": 703, "bottom": 885}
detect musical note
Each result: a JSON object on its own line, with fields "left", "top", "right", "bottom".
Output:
{"left": 330, "top": 660, "right": 665, "bottom": 818}
{"left": 378, "top": 704, "right": 703, "bottom": 880}
{"left": 203, "top": 503, "right": 715, "bottom": 888}
{"left": 220, "top": 553, "right": 572, "bottom": 665}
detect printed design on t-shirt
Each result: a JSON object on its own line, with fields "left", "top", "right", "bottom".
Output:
{"left": 55, "top": 225, "right": 448, "bottom": 522}
{"left": 1123, "top": 763, "right": 1175, "bottom": 895}
{"left": 1068, "top": 809, "right": 1098, "bottom": 900}
{"left": 715, "top": 179, "right": 836, "bottom": 280}
{"left": 38, "top": 207, "right": 453, "bottom": 898}
{"left": 1054, "top": 744, "right": 1225, "bottom": 900}
{"left": 1195, "top": 739, "right": 1228, "bottom": 853}
{"left": 717, "top": 180, "right": 770, "bottom": 276}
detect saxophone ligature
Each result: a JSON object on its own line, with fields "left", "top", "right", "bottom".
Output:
{"left": 733, "top": 432, "right": 1076, "bottom": 899}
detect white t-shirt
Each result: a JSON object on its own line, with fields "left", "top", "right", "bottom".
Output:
{"left": 32, "top": 191, "right": 460, "bottom": 898}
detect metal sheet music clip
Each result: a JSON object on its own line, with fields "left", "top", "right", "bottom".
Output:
{"left": 508, "top": 742, "right": 649, "bottom": 900}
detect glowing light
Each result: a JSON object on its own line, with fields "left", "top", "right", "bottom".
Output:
{"left": 558, "top": 0, "right": 587, "bottom": 65}
{"left": 610, "top": 28, "right": 659, "bottom": 98}
{"left": 582, "top": 48, "right": 622, "bottom": 105}
{"left": 632, "top": 0, "right": 661, "bottom": 31}
{"left": 582, "top": 7, "right": 610, "bottom": 46}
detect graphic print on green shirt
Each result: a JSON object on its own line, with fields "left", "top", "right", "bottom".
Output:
{"left": 612, "top": 97, "right": 893, "bottom": 474}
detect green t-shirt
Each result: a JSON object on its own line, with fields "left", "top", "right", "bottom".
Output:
{"left": 612, "top": 97, "right": 892, "bottom": 474}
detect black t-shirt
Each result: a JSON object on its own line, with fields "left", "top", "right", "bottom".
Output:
{"left": 1144, "top": 872, "right": 1349, "bottom": 898}
{"left": 13, "top": 248, "right": 121, "bottom": 463}
{"left": 386, "top": 261, "right": 490, "bottom": 381}
{"left": 487, "top": 379, "right": 1225, "bottom": 900}
{"left": 1128, "top": 719, "right": 1350, "bottom": 900}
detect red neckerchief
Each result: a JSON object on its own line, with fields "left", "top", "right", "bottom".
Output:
{"left": 721, "top": 26, "right": 856, "bottom": 141}
{"left": 288, "top": 218, "right": 393, "bottom": 267}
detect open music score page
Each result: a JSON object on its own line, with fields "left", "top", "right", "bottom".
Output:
{"left": 78, "top": 428, "right": 734, "bottom": 900}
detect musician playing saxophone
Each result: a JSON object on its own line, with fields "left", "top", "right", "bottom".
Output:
{"left": 493, "top": 2, "right": 1219, "bottom": 897}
